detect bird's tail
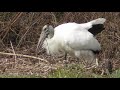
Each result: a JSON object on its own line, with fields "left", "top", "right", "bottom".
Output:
{"left": 89, "top": 18, "right": 106, "bottom": 25}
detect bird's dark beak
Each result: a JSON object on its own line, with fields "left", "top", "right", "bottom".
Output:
{"left": 36, "top": 30, "right": 47, "bottom": 53}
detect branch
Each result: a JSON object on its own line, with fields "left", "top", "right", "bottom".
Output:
{"left": 0, "top": 52, "right": 48, "bottom": 63}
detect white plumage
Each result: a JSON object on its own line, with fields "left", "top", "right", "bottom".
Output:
{"left": 37, "top": 18, "right": 106, "bottom": 66}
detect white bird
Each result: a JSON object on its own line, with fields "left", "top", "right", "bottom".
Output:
{"left": 36, "top": 18, "right": 106, "bottom": 67}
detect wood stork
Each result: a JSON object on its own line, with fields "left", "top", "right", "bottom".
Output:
{"left": 36, "top": 18, "right": 106, "bottom": 67}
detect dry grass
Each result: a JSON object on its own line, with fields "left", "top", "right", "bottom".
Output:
{"left": 0, "top": 12, "right": 119, "bottom": 77}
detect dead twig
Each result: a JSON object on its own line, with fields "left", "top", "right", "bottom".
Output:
{"left": 0, "top": 52, "right": 49, "bottom": 63}
{"left": 0, "top": 39, "right": 5, "bottom": 48}
{"left": 10, "top": 41, "right": 16, "bottom": 60}
{"left": 10, "top": 41, "right": 17, "bottom": 68}
{"left": 51, "top": 12, "right": 58, "bottom": 26}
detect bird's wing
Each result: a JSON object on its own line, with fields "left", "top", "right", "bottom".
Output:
{"left": 88, "top": 24, "right": 105, "bottom": 36}
{"left": 79, "top": 18, "right": 106, "bottom": 36}
{"left": 64, "top": 30, "right": 101, "bottom": 51}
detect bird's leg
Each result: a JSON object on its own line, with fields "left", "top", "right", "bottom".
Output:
{"left": 63, "top": 52, "right": 69, "bottom": 67}
{"left": 85, "top": 58, "right": 99, "bottom": 70}
{"left": 95, "top": 58, "right": 99, "bottom": 66}
{"left": 76, "top": 58, "right": 80, "bottom": 63}
{"left": 101, "top": 69, "right": 105, "bottom": 75}
{"left": 91, "top": 58, "right": 99, "bottom": 69}
{"left": 64, "top": 52, "right": 67, "bottom": 60}
{"left": 92, "top": 54, "right": 99, "bottom": 68}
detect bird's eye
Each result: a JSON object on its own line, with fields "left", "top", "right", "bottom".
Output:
{"left": 44, "top": 28, "right": 49, "bottom": 37}
{"left": 44, "top": 28, "right": 47, "bottom": 32}
{"left": 46, "top": 31, "right": 49, "bottom": 37}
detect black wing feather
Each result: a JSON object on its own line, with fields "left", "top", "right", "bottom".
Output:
{"left": 88, "top": 24, "right": 105, "bottom": 36}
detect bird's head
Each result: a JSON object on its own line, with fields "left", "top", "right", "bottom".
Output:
{"left": 36, "top": 25, "right": 54, "bottom": 52}
{"left": 42, "top": 25, "right": 54, "bottom": 39}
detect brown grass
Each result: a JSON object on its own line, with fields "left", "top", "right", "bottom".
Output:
{"left": 0, "top": 12, "right": 119, "bottom": 77}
